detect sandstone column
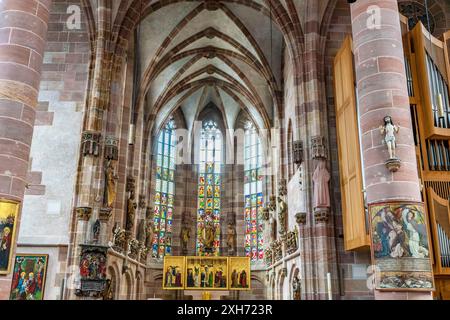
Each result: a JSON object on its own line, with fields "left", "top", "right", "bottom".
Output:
{"left": 0, "top": 0, "right": 51, "bottom": 298}
{"left": 351, "top": 0, "right": 433, "bottom": 299}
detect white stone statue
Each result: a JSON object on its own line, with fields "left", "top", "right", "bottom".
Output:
{"left": 312, "top": 160, "right": 330, "bottom": 210}
{"left": 380, "top": 116, "right": 399, "bottom": 159}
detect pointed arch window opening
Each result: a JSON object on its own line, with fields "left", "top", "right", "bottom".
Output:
{"left": 244, "top": 121, "right": 264, "bottom": 263}
{"left": 197, "top": 120, "right": 222, "bottom": 256}
{"left": 152, "top": 119, "right": 176, "bottom": 258}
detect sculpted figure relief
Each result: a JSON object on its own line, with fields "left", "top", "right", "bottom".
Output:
{"left": 312, "top": 160, "right": 330, "bottom": 210}
{"left": 104, "top": 160, "right": 118, "bottom": 208}
{"left": 277, "top": 196, "right": 287, "bottom": 233}
{"left": 226, "top": 222, "right": 236, "bottom": 253}
{"left": 180, "top": 224, "right": 191, "bottom": 254}
{"left": 292, "top": 275, "right": 301, "bottom": 300}
{"left": 380, "top": 116, "right": 399, "bottom": 159}
{"left": 126, "top": 178, "right": 137, "bottom": 232}
{"left": 203, "top": 221, "right": 216, "bottom": 251}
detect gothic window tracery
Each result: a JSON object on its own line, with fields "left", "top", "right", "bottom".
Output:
{"left": 152, "top": 119, "right": 176, "bottom": 258}
{"left": 244, "top": 121, "right": 264, "bottom": 262}
{"left": 196, "top": 120, "right": 222, "bottom": 256}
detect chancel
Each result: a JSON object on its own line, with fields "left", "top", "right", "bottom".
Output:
{"left": 0, "top": 0, "right": 449, "bottom": 301}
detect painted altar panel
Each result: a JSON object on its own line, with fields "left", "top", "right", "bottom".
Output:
{"left": 229, "top": 257, "right": 251, "bottom": 290}
{"left": 185, "top": 256, "right": 228, "bottom": 290}
{"left": 9, "top": 254, "right": 49, "bottom": 300}
{"left": 369, "top": 202, "right": 434, "bottom": 290}
{"left": 163, "top": 256, "right": 186, "bottom": 290}
{"left": 0, "top": 200, "right": 19, "bottom": 274}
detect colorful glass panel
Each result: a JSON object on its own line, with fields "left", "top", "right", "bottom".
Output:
{"left": 244, "top": 122, "right": 264, "bottom": 262}
{"left": 196, "top": 120, "right": 222, "bottom": 256}
{"left": 152, "top": 120, "right": 176, "bottom": 258}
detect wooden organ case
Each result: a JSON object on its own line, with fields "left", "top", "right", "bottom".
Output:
{"left": 404, "top": 18, "right": 450, "bottom": 299}
{"left": 333, "top": 16, "right": 450, "bottom": 299}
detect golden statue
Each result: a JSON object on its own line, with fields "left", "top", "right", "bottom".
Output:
{"left": 105, "top": 160, "right": 118, "bottom": 208}
{"left": 203, "top": 221, "right": 216, "bottom": 250}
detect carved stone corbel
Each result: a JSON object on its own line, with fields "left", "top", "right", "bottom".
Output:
{"left": 311, "top": 136, "right": 327, "bottom": 160}
{"left": 76, "top": 207, "right": 92, "bottom": 221}
{"left": 314, "top": 208, "right": 329, "bottom": 224}
{"left": 295, "top": 212, "right": 307, "bottom": 225}
{"left": 104, "top": 136, "right": 119, "bottom": 161}
{"left": 99, "top": 207, "right": 112, "bottom": 222}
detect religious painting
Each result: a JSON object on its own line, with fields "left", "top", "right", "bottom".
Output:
{"left": 369, "top": 202, "right": 434, "bottom": 290}
{"left": 78, "top": 244, "right": 108, "bottom": 293}
{"left": 229, "top": 257, "right": 251, "bottom": 290}
{"left": 185, "top": 256, "right": 228, "bottom": 290}
{"left": 9, "top": 254, "right": 48, "bottom": 300}
{"left": 0, "top": 200, "right": 19, "bottom": 275}
{"left": 163, "top": 256, "right": 186, "bottom": 290}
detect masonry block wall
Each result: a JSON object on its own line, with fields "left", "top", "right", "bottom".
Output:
{"left": 18, "top": 0, "right": 90, "bottom": 300}
{"left": 323, "top": 0, "right": 373, "bottom": 300}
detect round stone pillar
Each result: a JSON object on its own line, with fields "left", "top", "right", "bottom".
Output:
{"left": 350, "top": 0, "right": 432, "bottom": 299}
{"left": 0, "top": 0, "right": 51, "bottom": 299}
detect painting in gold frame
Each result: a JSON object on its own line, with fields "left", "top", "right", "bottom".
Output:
{"left": 229, "top": 257, "right": 251, "bottom": 290}
{"left": 185, "top": 256, "right": 228, "bottom": 290}
{"left": 0, "top": 200, "right": 20, "bottom": 275}
{"left": 163, "top": 256, "right": 186, "bottom": 290}
{"left": 9, "top": 254, "right": 49, "bottom": 300}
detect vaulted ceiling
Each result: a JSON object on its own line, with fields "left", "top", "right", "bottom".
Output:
{"left": 85, "top": 0, "right": 340, "bottom": 133}
{"left": 136, "top": 1, "right": 286, "bottom": 134}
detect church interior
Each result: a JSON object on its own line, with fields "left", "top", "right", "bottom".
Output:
{"left": 0, "top": 0, "right": 450, "bottom": 300}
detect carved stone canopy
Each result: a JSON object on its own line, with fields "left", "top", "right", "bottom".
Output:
{"left": 82, "top": 131, "right": 101, "bottom": 157}
{"left": 104, "top": 136, "right": 119, "bottom": 160}
{"left": 293, "top": 140, "right": 303, "bottom": 165}
{"left": 76, "top": 207, "right": 92, "bottom": 221}
{"left": 311, "top": 136, "right": 327, "bottom": 160}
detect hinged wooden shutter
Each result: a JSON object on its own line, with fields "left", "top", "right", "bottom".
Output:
{"left": 444, "top": 31, "right": 450, "bottom": 86}
{"left": 333, "top": 36, "right": 369, "bottom": 250}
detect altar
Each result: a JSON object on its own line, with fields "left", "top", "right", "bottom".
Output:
{"left": 162, "top": 256, "right": 251, "bottom": 298}
{"left": 183, "top": 291, "right": 230, "bottom": 300}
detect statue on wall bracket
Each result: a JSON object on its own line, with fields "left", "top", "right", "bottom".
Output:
{"left": 180, "top": 216, "right": 191, "bottom": 255}
{"left": 226, "top": 221, "right": 237, "bottom": 255}
{"left": 313, "top": 159, "right": 331, "bottom": 223}
{"left": 104, "top": 159, "right": 118, "bottom": 208}
{"left": 380, "top": 116, "right": 401, "bottom": 172}
{"left": 125, "top": 177, "right": 137, "bottom": 232}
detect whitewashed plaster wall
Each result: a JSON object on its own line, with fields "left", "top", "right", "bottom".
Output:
{"left": 20, "top": 91, "right": 82, "bottom": 246}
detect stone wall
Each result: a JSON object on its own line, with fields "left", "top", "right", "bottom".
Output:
{"left": 324, "top": 0, "right": 372, "bottom": 300}
{"left": 18, "top": 0, "right": 90, "bottom": 300}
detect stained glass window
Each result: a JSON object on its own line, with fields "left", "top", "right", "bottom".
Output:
{"left": 152, "top": 119, "right": 176, "bottom": 258}
{"left": 244, "top": 122, "right": 264, "bottom": 262}
{"left": 196, "top": 120, "right": 222, "bottom": 256}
